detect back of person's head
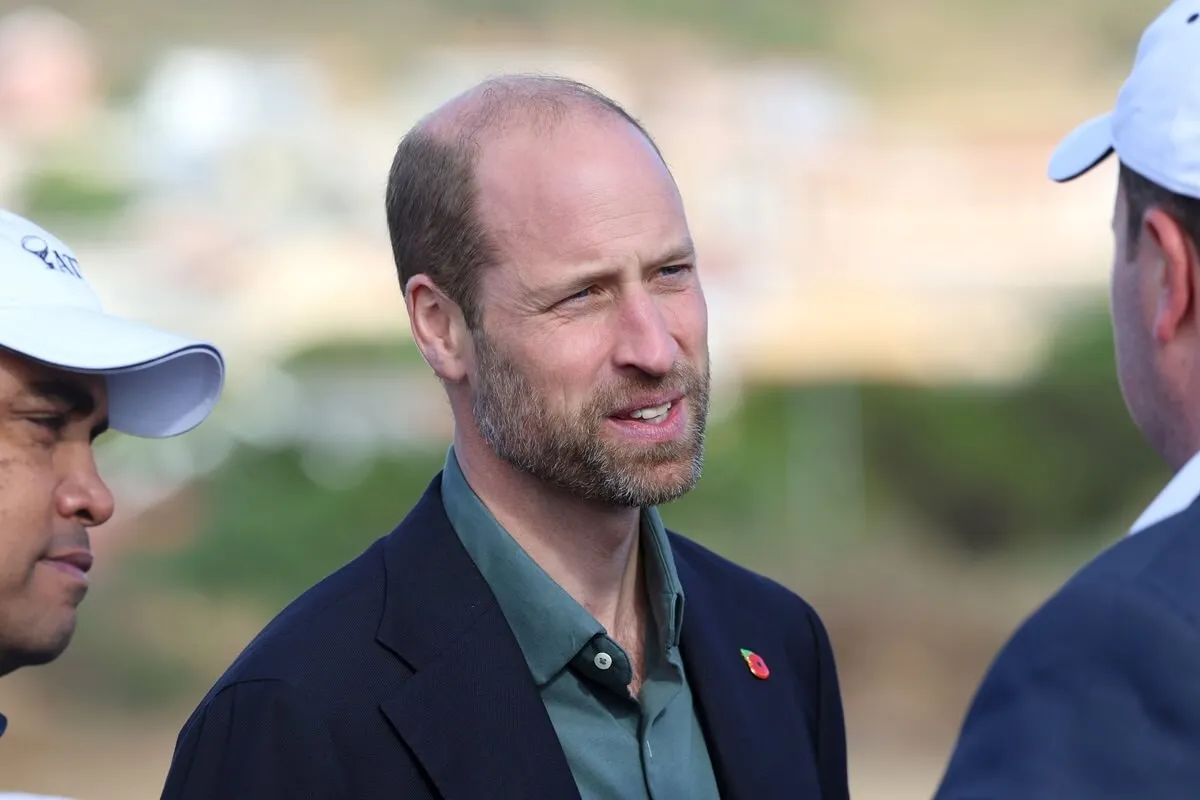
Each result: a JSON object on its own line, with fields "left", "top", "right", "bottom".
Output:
{"left": 1048, "top": 0, "right": 1200, "bottom": 468}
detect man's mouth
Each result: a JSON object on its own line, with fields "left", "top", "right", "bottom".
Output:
{"left": 624, "top": 401, "right": 673, "bottom": 424}
{"left": 41, "top": 550, "right": 93, "bottom": 580}
{"left": 610, "top": 392, "right": 685, "bottom": 426}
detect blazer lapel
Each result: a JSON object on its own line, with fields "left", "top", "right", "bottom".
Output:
{"left": 375, "top": 477, "right": 580, "bottom": 800}
{"left": 676, "top": 552, "right": 821, "bottom": 800}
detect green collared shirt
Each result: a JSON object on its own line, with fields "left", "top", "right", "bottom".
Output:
{"left": 441, "top": 447, "right": 720, "bottom": 800}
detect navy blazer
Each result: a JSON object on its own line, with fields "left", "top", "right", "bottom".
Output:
{"left": 160, "top": 475, "right": 848, "bottom": 800}
{"left": 936, "top": 494, "right": 1200, "bottom": 799}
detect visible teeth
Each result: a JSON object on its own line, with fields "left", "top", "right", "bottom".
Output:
{"left": 630, "top": 402, "right": 671, "bottom": 421}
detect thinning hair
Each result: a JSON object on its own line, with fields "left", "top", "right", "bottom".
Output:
{"left": 384, "top": 74, "right": 664, "bottom": 329}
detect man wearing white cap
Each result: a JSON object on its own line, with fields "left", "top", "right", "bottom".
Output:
{"left": 0, "top": 209, "right": 224, "bottom": 737}
{"left": 937, "top": 2, "right": 1200, "bottom": 797}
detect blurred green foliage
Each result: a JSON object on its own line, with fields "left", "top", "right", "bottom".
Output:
{"left": 131, "top": 298, "right": 1166, "bottom": 610}
{"left": 432, "top": 0, "right": 839, "bottom": 51}
{"left": 139, "top": 444, "right": 447, "bottom": 608}
{"left": 52, "top": 596, "right": 206, "bottom": 711}
{"left": 23, "top": 0, "right": 1175, "bottom": 719}
{"left": 46, "top": 0, "right": 1166, "bottom": 114}
{"left": 65, "top": 299, "right": 1170, "bottom": 711}
{"left": 20, "top": 168, "right": 132, "bottom": 227}
{"left": 281, "top": 335, "right": 430, "bottom": 372}
{"left": 860, "top": 303, "right": 1168, "bottom": 555}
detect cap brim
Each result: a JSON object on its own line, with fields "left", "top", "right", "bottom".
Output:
{"left": 1048, "top": 112, "right": 1115, "bottom": 183}
{"left": 0, "top": 306, "right": 224, "bottom": 438}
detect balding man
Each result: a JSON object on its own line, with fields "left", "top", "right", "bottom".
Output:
{"left": 160, "top": 75, "right": 848, "bottom": 800}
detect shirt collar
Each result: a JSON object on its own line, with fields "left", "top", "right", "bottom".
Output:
{"left": 640, "top": 504, "right": 685, "bottom": 652}
{"left": 440, "top": 447, "right": 685, "bottom": 682}
{"left": 1129, "top": 449, "right": 1200, "bottom": 535}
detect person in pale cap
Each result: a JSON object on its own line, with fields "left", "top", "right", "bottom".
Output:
{"left": 936, "top": 3, "right": 1200, "bottom": 797}
{"left": 0, "top": 209, "right": 224, "bottom": 737}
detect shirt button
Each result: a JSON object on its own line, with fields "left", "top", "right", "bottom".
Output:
{"left": 594, "top": 652, "right": 613, "bottom": 670}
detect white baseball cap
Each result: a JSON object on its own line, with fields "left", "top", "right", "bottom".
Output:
{"left": 1048, "top": 1, "right": 1200, "bottom": 197}
{"left": 0, "top": 209, "right": 224, "bottom": 437}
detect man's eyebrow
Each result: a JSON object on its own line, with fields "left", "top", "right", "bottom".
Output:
{"left": 654, "top": 240, "right": 696, "bottom": 266}
{"left": 27, "top": 379, "right": 109, "bottom": 440}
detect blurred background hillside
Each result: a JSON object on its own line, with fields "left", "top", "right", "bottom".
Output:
{"left": 0, "top": 1, "right": 1176, "bottom": 797}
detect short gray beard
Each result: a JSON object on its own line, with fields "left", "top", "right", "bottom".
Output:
{"left": 470, "top": 330, "right": 708, "bottom": 507}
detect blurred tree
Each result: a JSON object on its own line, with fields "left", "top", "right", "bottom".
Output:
{"left": 859, "top": 301, "right": 1170, "bottom": 555}
{"left": 75, "top": 303, "right": 1174, "bottom": 710}
{"left": 20, "top": 166, "right": 131, "bottom": 225}
{"left": 133, "top": 302, "right": 1170, "bottom": 610}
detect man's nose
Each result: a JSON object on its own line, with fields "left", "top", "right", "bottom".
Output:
{"left": 611, "top": 290, "right": 680, "bottom": 377}
{"left": 56, "top": 455, "right": 116, "bottom": 527}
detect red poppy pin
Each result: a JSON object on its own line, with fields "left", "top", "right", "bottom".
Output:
{"left": 740, "top": 648, "right": 770, "bottom": 679}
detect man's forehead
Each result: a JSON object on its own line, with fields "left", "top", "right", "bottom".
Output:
{"left": 476, "top": 131, "right": 682, "bottom": 241}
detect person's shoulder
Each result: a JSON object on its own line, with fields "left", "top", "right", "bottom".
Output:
{"left": 936, "top": 512, "right": 1200, "bottom": 800}
{"left": 1059, "top": 499, "right": 1200, "bottom": 616}
{"left": 986, "top": 505, "right": 1200, "bottom": 671}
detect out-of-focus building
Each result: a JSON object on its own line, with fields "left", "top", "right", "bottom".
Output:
{"left": 0, "top": 36, "right": 1122, "bottom": 520}
{"left": 0, "top": 6, "right": 98, "bottom": 143}
{"left": 0, "top": 6, "right": 101, "bottom": 204}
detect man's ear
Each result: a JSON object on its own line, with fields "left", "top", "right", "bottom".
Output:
{"left": 1143, "top": 207, "right": 1197, "bottom": 344}
{"left": 405, "top": 274, "right": 470, "bottom": 382}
